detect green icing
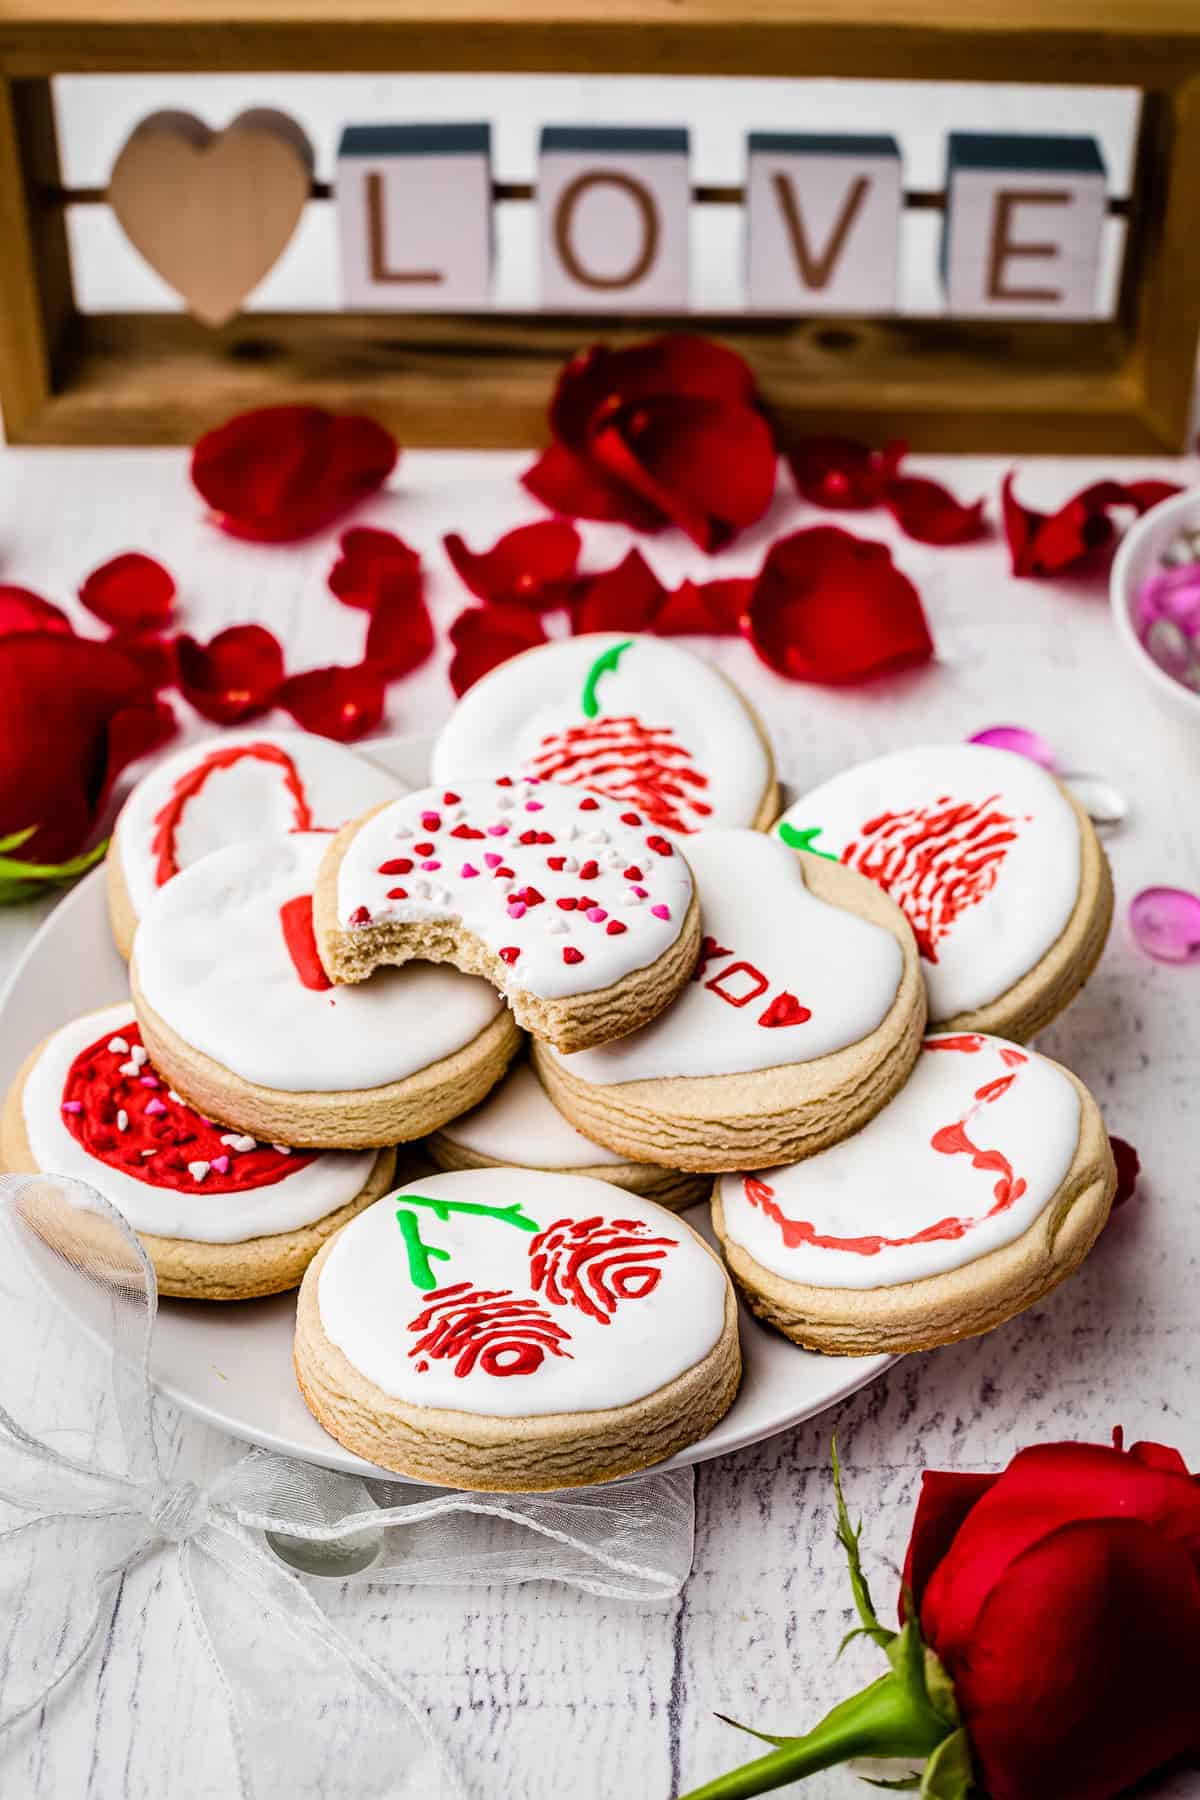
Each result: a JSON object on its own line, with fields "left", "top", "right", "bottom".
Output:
{"left": 395, "top": 1208, "right": 453, "bottom": 1290}
{"left": 778, "top": 821, "right": 839, "bottom": 861}
{"left": 580, "top": 639, "right": 633, "bottom": 718}
{"left": 400, "top": 1193, "right": 541, "bottom": 1233}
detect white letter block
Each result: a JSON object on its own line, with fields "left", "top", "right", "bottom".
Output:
{"left": 335, "top": 123, "right": 492, "bottom": 311}
{"left": 746, "top": 132, "right": 901, "bottom": 314}
{"left": 942, "top": 132, "right": 1107, "bottom": 320}
{"left": 539, "top": 126, "right": 689, "bottom": 312}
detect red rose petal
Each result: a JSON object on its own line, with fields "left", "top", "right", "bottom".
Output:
{"left": 78, "top": 552, "right": 176, "bottom": 631}
{"left": 444, "top": 521, "right": 582, "bottom": 608}
{"left": 883, "top": 473, "right": 986, "bottom": 546}
{"left": 570, "top": 548, "right": 667, "bottom": 634}
{"left": 363, "top": 581, "right": 435, "bottom": 680}
{"left": 328, "top": 526, "right": 421, "bottom": 612}
{"left": 1001, "top": 473, "right": 1170, "bottom": 578}
{"left": 901, "top": 1469, "right": 1000, "bottom": 1617}
{"left": 787, "top": 434, "right": 904, "bottom": 510}
{"left": 0, "top": 586, "right": 73, "bottom": 638}
{"left": 447, "top": 604, "right": 547, "bottom": 697}
{"left": 590, "top": 395, "right": 776, "bottom": 552}
{"left": 653, "top": 575, "right": 751, "bottom": 636}
{"left": 176, "top": 624, "right": 285, "bottom": 724}
{"left": 1109, "top": 1135, "right": 1140, "bottom": 1207}
{"left": 521, "top": 441, "right": 662, "bottom": 531}
{"left": 1124, "top": 479, "right": 1183, "bottom": 514}
{"left": 550, "top": 336, "right": 758, "bottom": 449}
{"left": 278, "top": 663, "right": 386, "bottom": 742}
{"left": 747, "top": 525, "right": 934, "bottom": 684}
{"left": 191, "top": 405, "right": 398, "bottom": 543}
{"left": 0, "top": 634, "right": 175, "bottom": 864}
{"left": 110, "top": 632, "right": 178, "bottom": 693}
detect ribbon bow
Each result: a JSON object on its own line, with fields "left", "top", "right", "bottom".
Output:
{"left": 0, "top": 1173, "right": 694, "bottom": 1797}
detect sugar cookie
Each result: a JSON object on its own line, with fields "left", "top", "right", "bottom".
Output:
{"left": 428, "top": 1059, "right": 708, "bottom": 1213}
{"left": 773, "top": 743, "right": 1113, "bottom": 1039}
{"left": 0, "top": 1005, "right": 396, "bottom": 1300}
{"left": 131, "top": 833, "right": 518, "bottom": 1148}
{"left": 293, "top": 1169, "right": 740, "bottom": 1489}
{"left": 107, "top": 728, "right": 404, "bottom": 958}
{"left": 535, "top": 828, "right": 924, "bottom": 1172}
{"left": 713, "top": 1032, "right": 1116, "bottom": 1354}
{"left": 430, "top": 633, "right": 777, "bottom": 832}
{"left": 315, "top": 778, "right": 701, "bottom": 1052}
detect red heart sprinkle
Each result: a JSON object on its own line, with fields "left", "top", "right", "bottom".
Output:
{"left": 646, "top": 835, "right": 673, "bottom": 856}
{"left": 557, "top": 897, "right": 578, "bottom": 911}
{"left": 547, "top": 855, "right": 567, "bottom": 871}
{"left": 414, "top": 841, "right": 435, "bottom": 856}
{"left": 579, "top": 859, "right": 600, "bottom": 880}
{"left": 496, "top": 776, "right": 514, "bottom": 786}
{"left": 420, "top": 812, "right": 441, "bottom": 830}
{"left": 621, "top": 812, "right": 642, "bottom": 825}
{"left": 523, "top": 886, "right": 545, "bottom": 906}
{"left": 623, "top": 865, "right": 643, "bottom": 881}
{"left": 494, "top": 865, "right": 514, "bottom": 878}
{"left": 578, "top": 895, "right": 597, "bottom": 909}
{"left": 562, "top": 946, "right": 585, "bottom": 964}
{"left": 537, "top": 831, "right": 555, "bottom": 844}
{"left": 443, "top": 791, "right": 460, "bottom": 804}
{"left": 519, "top": 829, "right": 538, "bottom": 844}
{"left": 606, "top": 920, "right": 628, "bottom": 935}
{"left": 387, "top": 886, "right": 408, "bottom": 900}
{"left": 498, "top": 946, "right": 520, "bottom": 964}
{"left": 350, "top": 905, "right": 371, "bottom": 926}
{"left": 450, "top": 824, "right": 485, "bottom": 839}
{"left": 579, "top": 797, "right": 599, "bottom": 811}
{"left": 378, "top": 858, "right": 412, "bottom": 875}
{"left": 758, "top": 992, "right": 812, "bottom": 1028}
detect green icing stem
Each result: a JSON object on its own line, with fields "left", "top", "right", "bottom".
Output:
{"left": 399, "top": 1193, "right": 542, "bottom": 1234}
{"left": 395, "top": 1209, "right": 452, "bottom": 1290}
{"left": 580, "top": 639, "right": 633, "bottom": 718}
{"left": 778, "top": 822, "right": 839, "bottom": 861}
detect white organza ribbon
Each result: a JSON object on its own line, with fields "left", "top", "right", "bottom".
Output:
{"left": 0, "top": 1172, "right": 694, "bottom": 1798}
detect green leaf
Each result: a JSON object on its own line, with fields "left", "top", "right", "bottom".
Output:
{"left": 0, "top": 827, "right": 36, "bottom": 855}
{"left": 715, "top": 1715, "right": 795, "bottom": 1749}
{"left": 832, "top": 1438, "right": 895, "bottom": 1651}
{"left": 919, "top": 1730, "right": 974, "bottom": 1799}
{"left": 580, "top": 639, "right": 633, "bottom": 718}
{"left": 778, "top": 822, "right": 839, "bottom": 861}
{"left": 0, "top": 835, "right": 108, "bottom": 901}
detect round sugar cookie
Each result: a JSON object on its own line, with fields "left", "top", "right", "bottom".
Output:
{"left": 773, "top": 743, "right": 1113, "bottom": 1040}
{"left": 428, "top": 1059, "right": 708, "bottom": 1213}
{"left": 0, "top": 1005, "right": 396, "bottom": 1300}
{"left": 315, "top": 777, "right": 701, "bottom": 1052}
{"left": 293, "top": 1168, "right": 740, "bottom": 1490}
{"left": 534, "top": 828, "right": 925, "bottom": 1173}
{"left": 713, "top": 1032, "right": 1116, "bottom": 1355}
{"left": 130, "top": 832, "right": 519, "bottom": 1149}
{"left": 107, "top": 728, "right": 404, "bottom": 958}
{"left": 429, "top": 633, "right": 777, "bottom": 833}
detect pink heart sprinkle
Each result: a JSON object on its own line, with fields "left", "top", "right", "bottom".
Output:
{"left": 525, "top": 801, "right": 544, "bottom": 812}
{"left": 488, "top": 823, "right": 509, "bottom": 836}
{"left": 211, "top": 1155, "right": 231, "bottom": 1175}
{"left": 508, "top": 900, "right": 527, "bottom": 919}
{"left": 144, "top": 1098, "right": 167, "bottom": 1116}
{"left": 967, "top": 725, "right": 1057, "bottom": 770}
{"left": 586, "top": 907, "right": 607, "bottom": 923}
{"left": 421, "top": 859, "right": 441, "bottom": 871}
{"left": 461, "top": 863, "right": 479, "bottom": 878}
{"left": 633, "top": 885, "right": 648, "bottom": 898}
{"left": 420, "top": 811, "right": 441, "bottom": 830}
{"left": 651, "top": 904, "right": 671, "bottom": 920}
{"left": 61, "top": 1101, "right": 82, "bottom": 1114}
{"left": 138, "top": 1074, "right": 160, "bottom": 1087}
{"left": 484, "top": 853, "right": 503, "bottom": 868}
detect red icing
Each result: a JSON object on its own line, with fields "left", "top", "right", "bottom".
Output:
{"left": 151, "top": 742, "right": 312, "bottom": 887}
{"left": 279, "top": 895, "right": 333, "bottom": 991}
{"left": 706, "top": 960, "right": 769, "bottom": 1008}
{"left": 58, "top": 1023, "right": 315, "bottom": 1193}
{"left": 529, "top": 1215, "right": 676, "bottom": 1324}
{"left": 562, "top": 946, "right": 584, "bottom": 965}
{"left": 743, "top": 1037, "right": 1028, "bottom": 1257}
{"left": 840, "top": 794, "right": 1020, "bottom": 963}
{"left": 526, "top": 716, "right": 712, "bottom": 833}
{"left": 407, "top": 1282, "right": 572, "bottom": 1377}
{"left": 757, "top": 991, "right": 811, "bottom": 1029}
{"left": 693, "top": 935, "right": 733, "bottom": 980}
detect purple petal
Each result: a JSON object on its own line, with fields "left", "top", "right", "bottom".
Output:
{"left": 1129, "top": 886, "right": 1200, "bottom": 964}
{"left": 967, "top": 725, "right": 1057, "bottom": 770}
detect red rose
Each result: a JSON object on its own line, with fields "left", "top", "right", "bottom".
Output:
{"left": 907, "top": 1438, "right": 1200, "bottom": 1800}
{"left": 523, "top": 334, "right": 777, "bottom": 551}
{"left": 0, "top": 633, "right": 175, "bottom": 872}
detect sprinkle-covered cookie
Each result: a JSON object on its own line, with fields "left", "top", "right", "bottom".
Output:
{"left": 773, "top": 743, "right": 1113, "bottom": 1039}
{"left": 315, "top": 778, "right": 702, "bottom": 1051}
{"left": 535, "top": 828, "right": 925, "bottom": 1171}
{"left": 130, "top": 833, "right": 519, "bottom": 1149}
{"left": 430, "top": 633, "right": 777, "bottom": 832}
{"left": 428, "top": 1059, "right": 708, "bottom": 1213}
{"left": 293, "top": 1169, "right": 741, "bottom": 1489}
{"left": 107, "top": 728, "right": 404, "bottom": 957}
{"left": 713, "top": 1032, "right": 1116, "bottom": 1354}
{"left": 0, "top": 1004, "right": 395, "bottom": 1300}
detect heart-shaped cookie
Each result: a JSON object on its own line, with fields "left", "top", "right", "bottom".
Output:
{"left": 108, "top": 109, "right": 312, "bottom": 326}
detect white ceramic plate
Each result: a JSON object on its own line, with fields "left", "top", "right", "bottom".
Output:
{"left": 0, "top": 735, "right": 892, "bottom": 1484}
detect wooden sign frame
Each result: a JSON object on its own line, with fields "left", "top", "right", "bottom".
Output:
{"left": 0, "top": 0, "right": 1199, "bottom": 453}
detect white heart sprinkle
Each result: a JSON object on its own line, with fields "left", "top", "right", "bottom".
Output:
{"left": 107, "top": 1036, "right": 129, "bottom": 1055}
{"left": 545, "top": 917, "right": 568, "bottom": 934}
{"left": 116, "top": 1109, "right": 129, "bottom": 1132}
{"left": 118, "top": 1059, "right": 140, "bottom": 1077}
{"left": 271, "top": 1144, "right": 292, "bottom": 1155}
{"left": 131, "top": 1045, "right": 149, "bottom": 1067}
{"left": 220, "top": 1132, "right": 256, "bottom": 1153}
{"left": 187, "top": 1161, "right": 210, "bottom": 1182}
{"left": 623, "top": 890, "right": 645, "bottom": 906}
{"left": 168, "top": 1090, "right": 182, "bottom": 1104}
{"left": 562, "top": 856, "right": 579, "bottom": 873}
{"left": 586, "top": 829, "right": 609, "bottom": 844}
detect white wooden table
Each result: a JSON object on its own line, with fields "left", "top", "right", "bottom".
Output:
{"left": 1, "top": 446, "right": 1198, "bottom": 1800}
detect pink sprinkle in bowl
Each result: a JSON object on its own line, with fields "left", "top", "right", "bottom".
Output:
{"left": 1110, "top": 486, "right": 1200, "bottom": 724}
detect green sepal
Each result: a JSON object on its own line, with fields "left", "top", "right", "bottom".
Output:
{"left": 922, "top": 1651, "right": 961, "bottom": 1730}
{"left": 778, "top": 822, "right": 839, "bottom": 861}
{"left": 0, "top": 833, "right": 108, "bottom": 904}
{"left": 715, "top": 1715, "right": 795, "bottom": 1750}
{"left": 920, "top": 1730, "right": 974, "bottom": 1799}
{"left": 862, "top": 1777, "right": 922, "bottom": 1792}
{"left": 832, "top": 1438, "right": 895, "bottom": 1652}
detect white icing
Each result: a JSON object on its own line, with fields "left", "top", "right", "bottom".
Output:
{"left": 774, "top": 744, "right": 1081, "bottom": 1019}
{"left": 133, "top": 834, "right": 503, "bottom": 1093}
{"left": 335, "top": 779, "right": 694, "bottom": 1000}
{"left": 440, "top": 1061, "right": 626, "bottom": 1169}
{"left": 20, "top": 1005, "right": 377, "bottom": 1243}
{"left": 317, "top": 1169, "right": 727, "bottom": 1417}
{"left": 718, "top": 1033, "right": 1081, "bottom": 1288}
{"left": 430, "top": 634, "right": 770, "bottom": 833}
{"left": 117, "top": 728, "right": 404, "bottom": 920}
{"left": 547, "top": 829, "right": 903, "bottom": 1084}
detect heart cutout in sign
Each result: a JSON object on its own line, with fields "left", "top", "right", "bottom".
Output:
{"left": 108, "top": 109, "right": 313, "bottom": 327}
